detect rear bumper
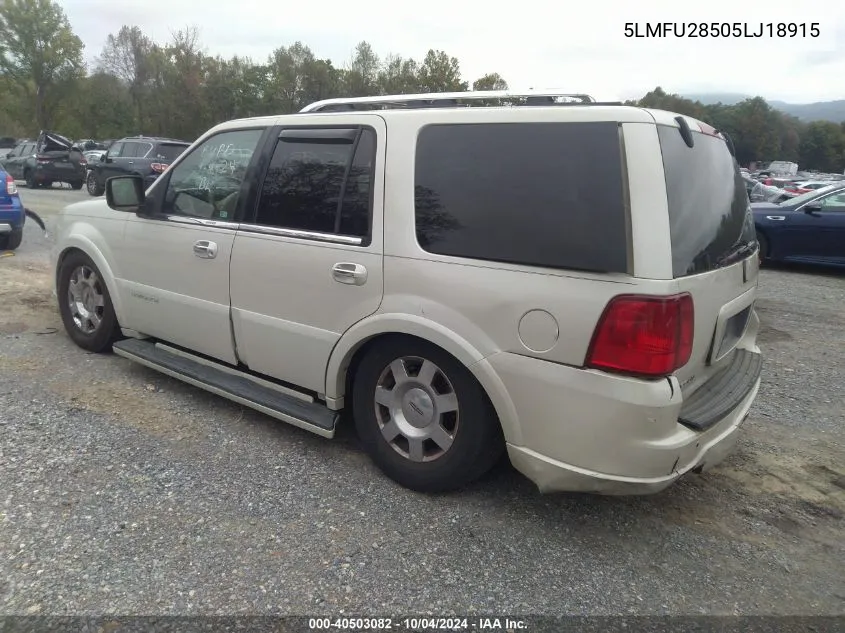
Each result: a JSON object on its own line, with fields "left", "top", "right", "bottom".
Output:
{"left": 0, "top": 202, "right": 24, "bottom": 232}
{"left": 487, "top": 345, "right": 762, "bottom": 495}
{"left": 34, "top": 163, "right": 86, "bottom": 182}
{"left": 507, "top": 376, "right": 759, "bottom": 494}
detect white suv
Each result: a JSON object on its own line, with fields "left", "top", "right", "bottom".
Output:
{"left": 50, "top": 90, "right": 763, "bottom": 494}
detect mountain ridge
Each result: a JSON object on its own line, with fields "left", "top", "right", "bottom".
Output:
{"left": 681, "top": 93, "right": 845, "bottom": 123}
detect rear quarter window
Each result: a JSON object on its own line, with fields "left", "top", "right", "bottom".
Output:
{"left": 414, "top": 122, "right": 629, "bottom": 274}
{"left": 657, "top": 125, "right": 754, "bottom": 277}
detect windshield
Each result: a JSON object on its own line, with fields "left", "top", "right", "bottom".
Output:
{"left": 780, "top": 184, "right": 841, "bottom": 206}
{"left": 658, "top": 125, "right": 756, "bottom": 278}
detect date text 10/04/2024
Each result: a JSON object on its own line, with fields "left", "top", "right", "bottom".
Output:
{"left": 624, "top": 22, "right": 820, "bottom": 38}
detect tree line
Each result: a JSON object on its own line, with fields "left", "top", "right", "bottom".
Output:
{"left": 1, "top": 0, "right": 844, "bottom": 173}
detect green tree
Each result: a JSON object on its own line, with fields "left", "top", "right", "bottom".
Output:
{"left": 342, "top": 41, "right": 380, "bottom": 97}
{"left": 799, "top": 121, "right": 845, "bottom": 174}
{"left": 472, "top": 73, "right": 508, "bottom": 91}
{"left": 0, "top": 0, "right": 84, "bottom": 132}
{"left": 97, "top": 25, "right": 155, "bottom": 130}
{"left": 378, "top": 54, "right": 420, "bottom": 94}
{"left": 417, "top": 49, "right": 468, "bottom": 92}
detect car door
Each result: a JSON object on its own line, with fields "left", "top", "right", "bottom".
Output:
{"left": 123, "top": 141, "right": 153, "bottom": 176}
{"left": 99, "top": 141, "right": 127, "bottom": 180}
{"left": 2, "top": 144, "right": 21, "bottom": 177}
{"left": 114, "top": 127, "right": 270, "bottom": 364}
{"left": 8, "top": 144, "right": 32, "bottom": 179}
{"left": 813, "top": 193, "right": 845, "bottom": 263}
{"left": 229, "top": 116, "right": 386, "bottom": 393}
{"left": 786, "top": 190, "right": 845, "bottom": 262}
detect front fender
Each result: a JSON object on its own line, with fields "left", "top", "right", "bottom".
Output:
{"left": 55, "top": 229, "right": 125, "bottom": 324}
{"left": 324, "top": 313, "right": 523, "bottom": 445}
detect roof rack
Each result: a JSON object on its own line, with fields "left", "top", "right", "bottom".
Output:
{"left": 300, "top": 89, "right": 598, "bottom": 113}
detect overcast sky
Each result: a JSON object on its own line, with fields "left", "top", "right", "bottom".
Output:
{"left": 60, "top": 0, "right": 844, "bottom": 104}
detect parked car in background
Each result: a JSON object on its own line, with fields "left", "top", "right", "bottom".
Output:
{"left": 1, "top": 132, "right": 87, "bottom": 189}
{"left": 766, "top": 160, "right": 799, "bottom": 176}
{"left": 753, "top": 183, "right": 845, "bottom": 268}
{"left": 0, "top": 136, "right": 17, "bottom": 151}
{"left": 51, "top": 90, "right": 763, "bottom": 495}
{"left": 83, "top": 149, "right": 107, "bottom": 164}
{"left": 86, "top": 135, "right": 190, "bottom": 196}
{"left": 0, "top": 167, "right": 25, "bottom": 250}
{"left": 784, "top": 181, "right": 832, "bottom": 194}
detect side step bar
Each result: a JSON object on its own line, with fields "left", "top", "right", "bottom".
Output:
{"left": 112, "top": 338, "right": 339, "bottom": 438}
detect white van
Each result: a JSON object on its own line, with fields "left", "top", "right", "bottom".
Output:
{"left": 50, "top": 90, "right": 762, "bottom": 494}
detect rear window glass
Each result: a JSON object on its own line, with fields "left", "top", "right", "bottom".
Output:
{"left": 658, "top": 125, "right": 755, "bottom": 278}
{"left": 414, "top": 122, "right": 629, "bottom": 273}
{"left": 155, "top": 143, "right": 190, "bottom": 162}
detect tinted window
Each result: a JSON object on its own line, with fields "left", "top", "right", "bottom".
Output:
{"left": 658, "top": 125, "right": 756, "bottom": 278}
{"left": 414, "top": 122, "right": 628, "bottom": 273}
{"left": 108, "top": 142, "right": 124, "bottom": 158}
{"left": 120, "top": 142, "right": 141, "bottom": 158}
{"left": 255, "top": 127, "right": 375, "bottom": 238}
{"left": 161, "top": 128, "right": 264, "bottom": 220}
{"left": 154, "top": 143, "right": 189, "bottom": 162}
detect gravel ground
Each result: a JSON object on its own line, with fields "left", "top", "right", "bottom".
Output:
{"left": 1, "top": 190, "right": 843, "bottom": 616}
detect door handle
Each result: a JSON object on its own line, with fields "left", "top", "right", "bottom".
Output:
{"left": 332, "top": 262, "right": 367, "bottom": 285}
{"left": 765, "top": 216, "right": 786, "bottom": 221}
{"left": 193, "top": 240, "right": 218, "bottom": 259}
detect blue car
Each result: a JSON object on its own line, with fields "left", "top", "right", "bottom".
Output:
{"left": 0, "top": 168, "right": 25, "bottom": 251}
{"left": 752, "top": 183, "right": 845, "bottom": 269}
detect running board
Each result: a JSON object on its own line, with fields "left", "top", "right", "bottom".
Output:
{"left": 112, "top": 338, "right": 338, "bottom": 438}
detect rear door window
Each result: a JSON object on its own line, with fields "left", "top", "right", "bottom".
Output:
{"left": 254, "top": 127, "right": 376, "bottom": 240}
{"left": 657, "top": 125, "right": 755, "bottom": 277}
{"left": 414, "top": 122, "right": 629, "bottom": 273}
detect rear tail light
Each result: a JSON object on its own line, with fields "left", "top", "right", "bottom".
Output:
{"left": 150, "top": 163, "right": 168, "bottom": 173}
{"left": 36, "top": 156, "right": 51, "bottom": 163}
{"left": 586, "top": 293, "right": 694, "bottom": 378}
{"left": 5, "top": 173, "right": 17, "bottom": 195}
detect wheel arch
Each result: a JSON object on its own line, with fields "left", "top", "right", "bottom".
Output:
{"left": 56, "top": 238, "right": 125, "bottom": 324}
{"left": 325, "top": 314, "right": 522, "bottom": 445}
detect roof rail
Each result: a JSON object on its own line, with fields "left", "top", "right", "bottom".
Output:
{"left": 300, "top": 89, "right": 597, "bottom": 113}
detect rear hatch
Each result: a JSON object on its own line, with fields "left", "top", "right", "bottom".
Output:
{"left": 37, "top": 131, "right": 85, "bottom": 170}
{"left": 656, "top": 122, "right": 759, "bottom": 399}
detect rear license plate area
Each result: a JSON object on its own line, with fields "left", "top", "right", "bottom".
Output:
{"left": 715, "top": 305, "right": 752, "bottom": 359}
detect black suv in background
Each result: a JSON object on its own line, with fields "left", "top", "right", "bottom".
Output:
{"left": 1, "top": 132, "right": 87, "bottom": 189}
{"left": 86, "top": 135, "right": 190, "bottom": 196}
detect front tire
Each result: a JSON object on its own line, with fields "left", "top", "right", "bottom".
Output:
{"left": 86, "top": 171, "right": 104, "bottom": 196}
{"left": 352, "top": 337, "right": 504, "bottom": 493}
{"left": 0, "top": 228, "right": 23, "bottom": 251}
{"left": 57, "top": 251, "right": 121, "bottom": 352}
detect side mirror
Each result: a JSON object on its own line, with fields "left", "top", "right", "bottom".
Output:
{"left": 106, "top": 175, "right": 144, "bottom": 212}
{"left": 101, "top": 154, "right": 109, "bottom": 163}
{"left": 804, "top": 202, "right": 822, "bottom": 213}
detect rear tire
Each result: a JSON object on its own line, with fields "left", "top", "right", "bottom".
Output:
{"left": 0, "top": 228, "right": 23, "bottom": 251}
{"left": 70, "top": 180, "right": 83, "bottom": 190}
{"left": 352, "top": 336, "right": 505, "bottom": 493}
{"left": 57, "top": 251, "right": 121, "bottom": 353}
{"left": 24, "top": 170, "right": 36, "bottom": 189}
{"left": 86, "top": 171, "right": 104, "bottom": 196}
{"left": 757, "top": 234, "right": 768, "bottom": 265}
